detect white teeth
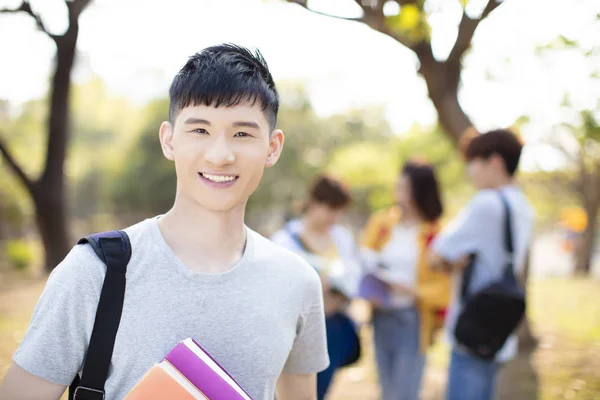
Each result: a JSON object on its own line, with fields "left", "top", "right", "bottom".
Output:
{"left": 202, "top": 173, "right": 236, "bottom": 183}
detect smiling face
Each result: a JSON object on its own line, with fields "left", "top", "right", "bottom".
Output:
{"left": 159, "top": 102, "right": 284, "bottom": 212}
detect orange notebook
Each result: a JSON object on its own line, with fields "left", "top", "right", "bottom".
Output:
{"left": 125, "top": 361, "right": 208, "bottom": 400}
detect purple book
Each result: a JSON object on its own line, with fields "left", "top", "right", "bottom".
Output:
{"left": 358, "top": 273, "right": 391, "bottom": 306}
{"left": 164, "top": 338, "right": 253, "bottom": 400}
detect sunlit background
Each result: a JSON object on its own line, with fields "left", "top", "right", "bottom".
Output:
{"left": 1, "top": 0, "right": 599, "bottom": 399}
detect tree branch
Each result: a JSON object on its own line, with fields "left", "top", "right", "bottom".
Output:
{"left": 358, "top": 0, "right": 423, "bottom": 51}
{"left": 0, "top": 135, "right": 36, "bottom": 195}
{"left": 0, "top": 1, "right": 57, "bottom": 41}
{"left": 447, "top": 0, "right": 503, "bottom": 63}
{"left": 66, "top": 0, "right": 93, "bottom": 20}
{"left": 542, "top": 134, "right": 580, "bottom": 166}
{"left": 288, "top": 0, "right": 365, "bottom": 22}
{"left": 288, "top": 0, "right": 420, "bottom": 52}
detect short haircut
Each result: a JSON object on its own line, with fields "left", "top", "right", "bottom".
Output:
{"left": 309, "top": 175, "right": 352, "bottom": 209}
{"left": 465, "top": 129, "right": 523, "bottom": 176}
{"left": 402, "top": 161, "right": 443, "bottom": 222}
{"left": 169, "top": 44, "right": 279, "bottom": 130}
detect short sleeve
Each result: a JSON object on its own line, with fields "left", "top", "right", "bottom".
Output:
{"left": 432, "top": 192, "right": 500, "bottom": 262}
{"left": 282, "top": 272, "right": 329, "bottom": 374}
{"left": 12, "top": 244, "right": 103, "bottom": 385}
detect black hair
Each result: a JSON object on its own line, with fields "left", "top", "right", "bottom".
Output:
{"left": 169, "top": 44, "right": 279, "bottom": 130}
{"left": 465, "top": 129, "right": 523, "bottom": 176}
{"left": 402, "top": 161, "right": 443, "bottom": 222}
{"left": 308, "top": 175, "right": 352, "bottom": 210}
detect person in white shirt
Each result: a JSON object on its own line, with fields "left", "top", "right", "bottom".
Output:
{"left": 429, "top": 129, "right": 535, "bottom": 400}
{"left": 271, "top": 175, "right": 361, "bottom": 400}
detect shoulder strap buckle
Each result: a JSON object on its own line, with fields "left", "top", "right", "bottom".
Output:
{"left": 74, "top": 386, "right": 105, "bottom": 400}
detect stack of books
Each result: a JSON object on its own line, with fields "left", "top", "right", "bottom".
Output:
{"left": 125, "top": 338, "right": 253, "bottom": 400}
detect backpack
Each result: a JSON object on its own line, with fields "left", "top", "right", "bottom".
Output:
{"left": 68, "top": 230, "right": 131, "bottom": 400}
{"left": 453, "top": 192, "right": 526, "bottom": 360}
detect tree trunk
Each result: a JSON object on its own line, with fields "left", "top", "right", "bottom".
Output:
{"left": 34, "top": 183, "right": 71, "bottom": 272}
{"left": 518, "top": 249, "right": 538, "bottom": 350}
{"left": 0, "top": 0, "right": 90, "bottom": 272}
{"left": 418, "top": 58, "right": 473, "bottom": 144}
{"left": 575, "top": 197, "right": 599, "bottom": 275}
{"left": 36, "top": 28, "right": 79, "bottom": 272}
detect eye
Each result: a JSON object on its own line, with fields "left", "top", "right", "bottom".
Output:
{"left": 234, "top": 131, "right": 251, "bottom": 138}
{"left": 193, "top": 128, "right": 208, "bottom": 135}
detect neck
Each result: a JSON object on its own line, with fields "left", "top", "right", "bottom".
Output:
{"left": 158, "top": 193, "right": 247, "bottom": 274}
{"left": 399, "top": 205, "right": 422, "bottom": 225}
{"left": 302, "top": 215, "right": 329, "bottom": 235}
{"left": 489, "top": 174, "right": 514, "bottom": 189}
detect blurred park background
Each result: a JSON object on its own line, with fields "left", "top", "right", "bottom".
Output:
{"left": 0, "top": 0, "right": 599, "bottom": 398}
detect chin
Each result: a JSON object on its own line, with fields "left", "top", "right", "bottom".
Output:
{"left": 197, "top": 201, "right": 241, "bottom": 213}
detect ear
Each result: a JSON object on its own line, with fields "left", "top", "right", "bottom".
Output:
{"left": 265, "top": 129, "right": 285, "bottom": 168}
{"left": 159, "top": 121, "right": 175, "bottom": 161}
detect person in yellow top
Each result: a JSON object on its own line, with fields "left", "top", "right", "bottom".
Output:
{"left": 359, "top": 161, "right": 450, "bottom": 400}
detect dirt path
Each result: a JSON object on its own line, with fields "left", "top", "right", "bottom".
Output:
{"left": 0, "top": 279, "right": 46, "bottom": 379}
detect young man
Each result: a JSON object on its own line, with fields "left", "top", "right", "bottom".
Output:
{"left": 0, "top": 44, "right": 329, "bottom": 400}
{"left": 428, "top": 129, "right": 535, "bottom": 400}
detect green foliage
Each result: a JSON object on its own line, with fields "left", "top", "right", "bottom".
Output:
{"left": 327, "top": 126, "right": 471, "bottom": 219}
{"left": 0, "top": 99, "right": 47, "bottom": 178}
{"left": 4, "top": 239, "right": 32, "bottom": 270}
{"left": 385, "top": 3, "right": 431, "bottom": 43}
{"left": 68, "top": 78, "right": 142, "bottom": 218}
{"left": 247, "top": 84, "right": 395, "bottom": 219}
{"left": 109, "top": 98, "right": 175, "bottom": 216}
{"left": 519, "top": 170, "right": 578, "bottom": 230}
{"left": 1, "top": 76, "right": 587, "bottom": 236}
{"left": 0, "top": 169, "right": 32, "bottom": 236}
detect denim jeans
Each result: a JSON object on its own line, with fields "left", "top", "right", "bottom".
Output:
{"left": 372, "top": 307, "right": 425, "bottom": 400}
{"left": 447, "top": 349, "right": 501, "bottom": 400}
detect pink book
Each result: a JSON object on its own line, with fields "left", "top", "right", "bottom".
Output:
{"left": 164, "top": 338, "right": 253, "bottom": 400}
{"left": 124, "top": 361, "right": 208, "bottom": 399}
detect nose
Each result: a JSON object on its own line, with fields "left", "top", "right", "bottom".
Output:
{"left": 204, "top": 136, "right": 235, "bottom": 167}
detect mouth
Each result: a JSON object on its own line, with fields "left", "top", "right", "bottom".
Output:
{"left": 198, "top": 172, "right": 239, "bottom": 187}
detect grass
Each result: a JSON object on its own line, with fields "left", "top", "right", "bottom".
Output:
{"left": 528, "top": 279, "right": 600, "bottom": 400}
{"left": 0, "top": 277, "right": 599, "bottom": 399}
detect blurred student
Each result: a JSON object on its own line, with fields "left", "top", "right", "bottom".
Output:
{"left": 429, "top": 130, "right": 535, "bottom": 400}
{"left": 360, "top": 161, "right": 450, "bottom": 400}
{"left": 272, "top": 175, "right": 362, "bottom": 400}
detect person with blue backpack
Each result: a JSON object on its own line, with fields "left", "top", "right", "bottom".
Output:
{"left": 0, "top": 44, "right": 330, "bottom": 400}
{"left": 271, "top": 175, "right": 362, "bottom": 400}
{"left": 428, "top": 129, "right": 535, "bottom": 400}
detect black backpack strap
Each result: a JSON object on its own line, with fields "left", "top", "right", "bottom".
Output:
{"left": 459, "top": 253, "right": 477, "bottom": 304}
{"left": 68, "top": 230, "right": 131, "bottom": 400}
{"left": 460, "top": 191, "right": 515, "bottom": 304}
{"left": 498, "top": 192, "right": 517, "bottom": 282}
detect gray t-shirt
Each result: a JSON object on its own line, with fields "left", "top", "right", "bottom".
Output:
{"left": 431, "top": 186, "right": 535, "bottom": 362}
{"left": 13, "top": 217, "right": 329, "bottom": 399}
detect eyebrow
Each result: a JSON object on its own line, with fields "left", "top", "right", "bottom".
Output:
{"left": 232, "top": 121, "right": 261, "bottom": 130}
{"left": 182, "top": 118, "right": 260, "bottom": 130}
{"left": 183, "top": 118, "right": 211, "bottom": 125}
